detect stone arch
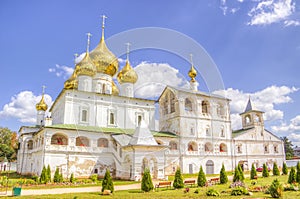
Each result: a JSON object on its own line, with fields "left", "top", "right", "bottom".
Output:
{"left": 204, "top": 142, "right": 213, "bottom": 152}
{"left": 141, "top": 157, "right": 149, "bottom": 175}
{"left": 202, "top": 100, "right": 210, "bottom": 114}
{"left": 27, "top": 140, "right": 33, "bottom": 150}
{"left": 149, "top": 157, "right": 158, "bottom": 179}
{"left": 51, "top": 133, "right": 68, "bottom": 145}
{"left": 169, "top": 91, "right": 176, "bottom": 113}
{"left": 219, "top": 143, "right": 227, "bottom": 152}
{"left": 185, "top": 98, "right": 193, "bottom": 112}
{"left": 188, "top": 141, "right": 198, "bottom": 151}
{"left": 123, "top": 155, "right": 132, "bottom": 179}
{"left": 76, "top": 136, "right": 89, "bottom": 147}
{"left": 245, "top": 114, "right": 251, "bottom": 124}
{"left": 206, "top": 160, "right": 214, "bottom": 174}
{"left": 97, "top": 138, "right": 109, "bottom": 147}
{"left": 169, "top": 141, "right": 178, "bottom": 150}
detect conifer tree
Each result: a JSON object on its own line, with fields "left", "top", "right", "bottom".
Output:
{"left": 273, "top": 162, "right": 280, "bottom": 176}
{"left": 250, "top": 163, "right": 257, "bottom": 180}
{"left": 296, "top": 161, "right": 300, "bottom": 183}
{"left": 101, "top": 169, "right": 114, "bottom": 193}
{"left": 40, "top": 166, "right": 47, "bottom": 184}
{"left": 59, "top": 173, "right": 63, "bottom": 183}
{"left": 173, "top": 167, "right": 184, "bottom": 189}
{"left": 54, "top": 168, "right": 60, "bottom": 183}
{"left": 262, "top": 163, "right": 269, "bottom": 177}
{"left": 288, "top": 166, "right": 296, "bottom": 184}
{"left": 282, "top": 162, "right": 288, "bottom": 175}
{"left": 197, "top": 166, "right": 207, "bottom": 187}
{"left": 238, "top": 164, "right": 245, "bottom": 181}
{"left": 70, "top": 173, "right": 75, "bottom": 183}
{"left": 46, "top": 165, "right": 51, "bottom": 182}
{"left": 141, "top": 168, "right": 153, "bottom": 192}
{"left": 219, "top": 164, "right": 228, "bottom": 184}
{"left": 233, "top": 167, "right": 242, "bottom": 182}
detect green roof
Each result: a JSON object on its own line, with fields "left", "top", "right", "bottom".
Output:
{"left": 46, "top": 124, "right": 177, "bottom": 138}
{"left": 232, "top": 127, "right": 254, "bottom": 138}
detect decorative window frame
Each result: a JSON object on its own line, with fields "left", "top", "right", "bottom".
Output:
{"left": 135, "top": 112, "right": 144, "bottom": 126}
{"left": 108, "top": 109, "right": 117, "bottom": 126}
{"left": 79, "top": 107, "right": 89, "bottom": 124}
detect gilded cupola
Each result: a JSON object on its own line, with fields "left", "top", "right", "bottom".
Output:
{"left": 64, "top": 54, "right": 79, "bottom": 90}
{"left": 89, "top": 15, "right": 119, "bottom": 77}
{"left": 117, "top": 43, "right": 138, "bottom": 84}
{"left": 36, "top": 87, "right": 48, "bottom": 111}
{"left": 188, "top": 54, "right": 197, "bottom": 82}
{"left": 76, "top": 33, "right": 96, "bottom": 77}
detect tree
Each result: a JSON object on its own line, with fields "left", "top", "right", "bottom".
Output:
{"left": 233, "top": 166, "right": 242, "bottom": 182}
{"left": 173, "top": 167, "right": 184, "bottom": 189}
{"left": 281, "top": 136, "right": 294, "bottom": 160}
{"left": 219, "top": 164, "right": 228, "bottom": 184}
{"left": 0, "top": 127, "right": 18, "bottom": 161}
{"left": 296, "top": 161, "right": 300, "bottom": 183}
{"left": 288, "top": 167, "right": 296, "bottom": 184}
{"left": 282, "top": 162, "right": 288, "bottom": 175}
{"left": 40, "top": 166, "right": 47, "bottom": 184}
{"left": 262, "top": 163, "right": 269, "bottom": 177}
{"left": 238, "top": 164, "right": 245, "bottom": 181}
{"left": 102, "top": 169, "right": 114, "bottom": 193}
{"left": 250, "top": 163, "right": 257, "bottom": 180}
{"left": 273, "top": 162, "right": 280, "bottom": 176}
{"left": 268, "top": 179, "right": 283, "bottom": 198}
{"left": 46, "top": 165, "right": 51, "bottom": 183}
{"left": 197, "top": 166, "right": 207, "bottom": 187}
{"left": 141, "top": 168, "right": 153, "bottom": 192}
{"left": 70, "top": 173, "right": 75, "bottom": 183}
{"left": 54, "top": 168, "right": 61, "bottom": 183}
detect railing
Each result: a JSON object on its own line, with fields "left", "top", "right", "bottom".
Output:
{"left": 44, "top": 145, "right": 110, "bottom": 153}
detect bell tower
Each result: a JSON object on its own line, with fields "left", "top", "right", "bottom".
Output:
{"left": 240, "top": 98, "right": 264, "bottom": 129}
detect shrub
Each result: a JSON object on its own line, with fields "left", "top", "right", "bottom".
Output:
{"left": 206, "top": 188, "right": 220, "bottom": 196}
{"left": 90, "top": 174, "right": 98, "bottom": 183}
{"left": 268, "top": 179, "right": 283, "bottom": 198}
{"left": 296, "top": 161, "right": 300, "bottom": 183}
{"left": 173, "top": 167, "right": 184, "bottom": 189}
{"left": 238, "top": 164, "right": 245, "bottom": 181}
{"left": 273, "top": 162, "right": 280, "bottom": 176}
{"left": 220, "top": 164, "right": 228, "bottom": 184}
{"left": 102, "top": 169, "right": 114, "bottom": 193}
{"left": 262, "top": 163, "right": 269, "bottom": 177}
{"left": 283, "top": 183, "right": 299, "bottom": 191}
{"left": 46, "top": 165, "right": 51, "bottom": 183}
{"left": 141, "top": 168, "right": 153, "bottom": 192}
{"left": 282, "top": 162, "right": 288, "bottom": 175}
{"left": 233, "top": 167, "right": 243, "bottom": 182}
{"left": 194, "top": 188, "right": 199, "bottom": 194}
{"left": 53, "top": 168, "right": 61, "bottom": 183}
{"left": 231, "top": 186, "right": 249, "bottom": 196}
{"left": 288, "top": 167, "right": 296, "bottom": 184}
{"left": 70, "top": 173, "right": 75, "bottom": 183}
{"left": 32, "top": 175, "right": 39, "bottom": 183}
{"left": 197, "top": 166, "right": 207, "bottom": 187}
{"left": 40, "top": 166, "right": 47, "bottom": 184}
{"left": 250, "top": 163, "right": 257, "bottom": 180}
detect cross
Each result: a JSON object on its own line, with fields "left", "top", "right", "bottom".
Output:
{"left": 125, "top": 42, "right": 131, "bottom": 61}
{"left": 42, "top": 85, "right": 46, "bottom": 95}
{"left": 101, "top": 15, "right": 107, "bottom": 28}
{"left": 86, "top": 32, "right": 92, "bottom": 52}
{"left": 190, "top": 53, "right": 194, "bottom": 65}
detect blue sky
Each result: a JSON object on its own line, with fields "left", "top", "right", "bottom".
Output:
{"left": 0, "top": 0, "right": 300, "bottom": 144}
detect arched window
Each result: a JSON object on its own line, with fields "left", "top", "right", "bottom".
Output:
{"left": 206, "top": 126, "right": 211, "bottom": 136}
{"left": 109, "top": 112, "right": 115, "bottom": 125}
{"left": 219, "top": 143, "right": 227, "bottom": 152}
{"left": 169, "top": 141, "right": 178, "bottom": 150}
{"left": 81, "top": 109, "right": 88, "bottom": 122}
{"left": 156, "top": 139, "right": 163, "bottom": 145}
{"left": 204, "top": 142, "right": 213, "bottom": 152}
{"left": 255, "top": 114, "right": 261, "bottom": 122}
{"left": 237, "top": 144, "right": 242, "bottom": 153}
{"left": 245, "top": 115, "right": 251, "bottom": 124}
{"left": 51, "top": 133, "right": 68, "bottom": 145}
{"left": 202, "top": 100, "right": 209, "bottom": 114}
{"left": 170, "top": 92, "right": 176, "bottom": 113}
{"left": 217, "top": 103, "right": 225, "bottom": 116}
{"left": 98, "top": 138, "right": 108, "bottom": 148}
{"left": 76, "top": 136, "right": 89, "bottom": 147}
{"left": 220, "top": 126, "right": 225, "bottom": 137}
{"left": 188, "top": 141, "right": 198, "bottom": 151}
{"left": 185, "top": 98, "right": 192, "bottom": 112}
{"left": 27, "top": 140, "right": 33, "bottom": 150}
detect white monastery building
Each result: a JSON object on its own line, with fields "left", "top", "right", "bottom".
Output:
{"left": 17, "top": 21, "right": 285, "bottom": 180}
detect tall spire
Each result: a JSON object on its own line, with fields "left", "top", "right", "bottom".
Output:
{"left": 86, "top": 32, "right": 92, "bottom": 53}
{"left": 244, "top": 96, "right": 253, "bottom": 112}
{"left": 101, "top": 14, "right": 107, "bottom": 41}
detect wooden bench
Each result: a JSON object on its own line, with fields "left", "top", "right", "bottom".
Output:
{"left": 209, "top": 177, "right": 220, "bottom": 185}
{"left": 155, "top": 181, "right": 172, "bottom": 190}
{"left": 253, "top": 176, "right": 258, "bottom": 180}
{"left": 184, "top": 179, "right": 196, "bottom": 187}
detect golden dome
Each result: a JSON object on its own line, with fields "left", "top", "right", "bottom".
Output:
{"left": 111, "top": 81, "right": 119, "bottom": 95}
{"left": 89, "top": 25, "right": 119, "bottom": 76}
{"left": 76, "top": 52, "right": 96, "bottom": 77}
{"left": 64, "top": 66, "right": 78, "bottom": 89}
{"left": 36, "top": 94, "right": 48, "bottom": 111}
{"left": 188, "top": 64, "right": 197, "bottom": 82}
{"left": 117, "top": 60, "right": 138, "bottom": 84}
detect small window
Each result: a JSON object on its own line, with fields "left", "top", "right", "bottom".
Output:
{"left": 264, "top": 145, "right": 269, "bottom": 153}
{"left": 27, "top": 140, "right": 33, "bottom": 150}
{"left": 94, "top": 169, "right": 98, "bottom": 174}
{"left": 109, "top": 112, "right": 115, "bottom": 125}
{"left": 274, "top": 146, "right": 278, "bottom": 153}
{"left": 81, "top": 109, "right": 88, "bottom": 122}
{"left": 190, "top": 127, "right": 194, "bottom": 135}
{"left": 237, "top": 145, "right": 242, "bottom": 153}
{"left": 185, "top": 98, "right": 192, "bottom": 112}
{"left": 169, "top": 141, "right": 177, "bottom": 150}
{"left": 206, "top": 127, "right": 210, "bottom": 136}
{"left": 220, "top": 128, "right": 225, "bottom": 137}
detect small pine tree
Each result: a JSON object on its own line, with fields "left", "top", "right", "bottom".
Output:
{"left": 250, "top": 164, "right": 257, "bottom": 180}
{"left": 141, "top": 168, "right": 154, "bottom": 192}
{"left": 40, "top": 166, "right": 47, "bottom": 183}
{"left": 173, "top": 167, "right": 184, "bottom": 189}
{"left": 282, "top": 162, "right": 288, "bottom": 175}
{"left": 288, "top": 167, "right": 296, "bottom": 184}
{"left": 262, "top": 163, "right": 269, "bottom": 177}
{"left": 54, "top": 168, "right": 60, "bottom": 183}
{"left": 268, "top": 179, "right": 283, "bottom": 198}
{"left": 70, "top": 173, "right": 75, "bottom": 183}
{"left": 197, "top": 166, "right": 207, "bottom": 187}
{"left": 59, "top": 173, "right": 63, "bottom": 183}
{"left": 233, "top": 167, "right": 242, "bottom": 182}
{"left": 273, "top": 162, "right": 280, "bottom": 176}
{"left": 101, "top": 169, "right": 114, "bottom": 193}
{"left": 238, "top": 164, "right": 245, "bottom": 181}
{"left": 219, "top": 164, "right": 228, "bottom": 184}
{"left": 46, "top": 165, "right": 51, "bottom": 183}
{"left": 296, "top": 161, "right": 300, "bottom": 183}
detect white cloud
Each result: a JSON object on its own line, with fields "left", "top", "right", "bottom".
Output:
{"left": 0, "top": 91, "right": 52, "bottom": 124}
{"left": 214, "top": 85, "right": 298, "bottom": 130}
{"left": 248, "top": 0, "right": 296, "bottom": 26}
{"left": 284, "top": 19, "right": 300, "bottom": 26}
{"left": 49, "top": 64, "right": 74, "bottom": 79}
{"left": 133, "top": 62, "right": 189, "bottom": 99}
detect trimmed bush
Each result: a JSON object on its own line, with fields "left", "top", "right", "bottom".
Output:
{"left": 173, "top": 167, "right": 184, "bottom": 189}
{"left": 288, "top": 167, "right": 296, "bottom": 184}
{"left": 46, "top": 165, "right": 51, "bottom": 183}
{"left": 70, "top": 173, "right": 75, "bottom": 183}
{"left": 231, "top": 186, "right": 249, "bottom": 196}
{"left": 90, "top": 174, "right": 98, "bottom": 183}
{"left": 220, "top": 164, "right": 228, "bottom": 184}
{"left": 197, "top": 166, "right": 207, "bottom": 187}
{"left": 40, "top": 166, "right": 47, "bottom": 184}
{"left": 238, "top": 164, "right": 245, "bottom": 181}
{"left": 296, "top": 161, "right": 300, "bottom": 183}
{"left": 102, "top": 169, "right": 114, "bottom": 193}
{"left": 282, "top": 162, "right": 288, "bottom": 175}
{"left": 262, "top": 163, "right": 269, "bottom": 177}
{"left": 141, "top": 168, "right": 153, "bottom": 192}
{"left": 53, "top": 168, "right": 63, "bottom": 183}
{"left": 273, "top": 162, "right": 280, "bottom": 176}
{"left": 233, "top": 167, "right": 243, "bottom": 182}
{"left": 268, "top": 179, "right": 283, "bottom": 198}
{"left": 206, "top": 188, "right": 220, "bottom": 196}
{"left": 250, "top": 163, "right": 257, "bottom": 180}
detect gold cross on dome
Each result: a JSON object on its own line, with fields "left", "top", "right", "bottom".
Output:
{"left": 190, "top": 53, "right": 194, "bottom": 65}
{"left": 42, "top": 85, "right": 46, "bottom": 95}
{"left": 101, "top": 15, "right": 107, "bottom": 28}
{"left": 125, "top": 42, "right": 131, "bottom": 61}
{"left": 86, "top": 32, "right": 92, "bottom": 52}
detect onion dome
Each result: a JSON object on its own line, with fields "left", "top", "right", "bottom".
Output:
{"left": 188, "top": 54, "right": 197, "bottom": 82}
{"left": 89, "top": 16, "right": 119, "bottom": 76}
{"left": 117, "top": 60, "right": 138, "bottom": 84}
{"left": 64, "top": 66, "right": 78, "bottom": 89}
{"left": 36, "top": 94, "right": 48, "bottom": 111}
{"left": 111, "top": 81, "right": 119, "bottom": 95}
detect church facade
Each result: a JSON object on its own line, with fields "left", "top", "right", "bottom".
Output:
{"left": 17, "top": 22, "right": 285, "bottom": 180}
